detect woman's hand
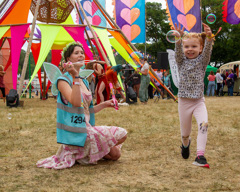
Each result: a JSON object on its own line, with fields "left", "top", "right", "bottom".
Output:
{"left": 104, "top": 99, "right": 116, "bottom": 109}
{"left": 63, "top": 61, "right": 78, "bottom": 76}
{"left": 94, "top": 99, "right": 117, "bottom": 113}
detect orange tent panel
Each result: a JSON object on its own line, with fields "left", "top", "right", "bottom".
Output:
{"left": 1, "top": 0, "right": 31, "bottom": 25}
{"left": 1, "top": 0, "right": 31, "bottom": 37}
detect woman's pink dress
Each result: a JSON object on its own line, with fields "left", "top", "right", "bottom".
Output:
{"left": 36, "top": 92, "right": 127, "bottom": 169}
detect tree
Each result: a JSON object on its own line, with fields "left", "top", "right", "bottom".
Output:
{"left": 201, "top": 0, "right": 240, "bottom": 66}
{"left": 135, "top": 2, "right": 174, "bottom": 58}
{"left": 18, "top": 50, "right": 52, "bottom": 79}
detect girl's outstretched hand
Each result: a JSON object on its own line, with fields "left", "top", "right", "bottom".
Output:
{"left": 202, "top": 23, "right": 213, "bottom": 40}
{"left": 174, "top": 23, "right": 185, "bottom": 37}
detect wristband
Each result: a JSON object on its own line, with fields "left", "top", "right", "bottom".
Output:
{"left": 73, "top": 81, "right": 80, "bottom": 85}
{"left": 75, "top": 76, "right": 84, "bottom": 79}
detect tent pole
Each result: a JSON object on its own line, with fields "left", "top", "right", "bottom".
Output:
{"left": 74, "top": 1, "right": 96, "bottom": 55}
{"left": 18, "top": 0, "right": 41, "bottom": 96}
{"left": 76, "top": 0, "right": 110, "bottom": 66}
{"left": 0, "top": 37, "right": 7, "bottom": 51}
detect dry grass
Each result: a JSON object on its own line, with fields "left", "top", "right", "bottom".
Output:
{"left": 0, "top": 96, "right": 240, "bottom": 192}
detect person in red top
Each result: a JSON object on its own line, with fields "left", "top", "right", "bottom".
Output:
{"left": 86, "top": 58, "right": 110, "bottom": 104}
{"left": 0, "top": 65, "right": 6, "bottom": 103}
{"left": 207, "top": 70, "right": 216, "bottom": 96}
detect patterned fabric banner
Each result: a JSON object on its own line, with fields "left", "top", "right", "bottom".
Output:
{"left": 31, "top": 42, "right": 43, "bottom": 94}
{"left": 63, "top": 26, "right": 93, "bottom": 59}
{"left": 109, "top": 38, "right": 137, "bottom": 69}
{"left": 25, "top": 25, "right": 61, "bottom": 91}
{"left": 114, "top": 0, "right": 145, "bottom": 43}
{"left": 79, "top": 0, "right": 106, "bottom": 39}
{"left": 222, "top": 0, "right": 240, "bottom": 24}
{"left": 92, "top": 27, "right": 124, "bottom": 89}
{"left": 0, "top": 26, "right": 10, "bottom": 39}
{"left": 10, "top": 24, "right": 30, "bottom": 89}
{"left": 165, "top": 0, "right": 201, "bottom": 32}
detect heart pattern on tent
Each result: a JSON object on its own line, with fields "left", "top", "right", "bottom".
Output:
{"left": 173, "top": 0, "right": 194, "bottom": 14}
{"left": 122, "top": 24, "right": 140, "bottom": 40}
{"left": 121, "top": 8, "right": 140, "bottom": 25}
{"left": 120, "top": 0, "right": 141, "bottom": 40}
{"left": 83, "top": 0, "right": 101, "bottom": 25}
{"left": 177, "top": 14, "right": 196, "bottom": 31}
{"left": 83, "top": 1, "right": 92, "bottom": 16}
{"left": 121, "top": 8, "right": 131, "bottom": 24}
{"left": 131, "top": 24, "right": 141, "bottom": 40}
{"left": 235, "top": 0, "right": 240, "bottom": 18}
{"left": 131, "top": 8, "right": 140, "bottom": 24}
{"left": 121, "top": 0, "right": 138, "bottom": 8}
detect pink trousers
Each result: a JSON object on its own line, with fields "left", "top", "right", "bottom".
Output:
{"left": 178, "top": 97, "right": 208, "bottom": 155}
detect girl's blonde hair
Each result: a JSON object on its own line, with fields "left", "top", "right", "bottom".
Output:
{"left": 0, "top": 65, "right": 4, "bottom": 70}
{"left": 183, "top": 32, "right": 214, "bottom": 47}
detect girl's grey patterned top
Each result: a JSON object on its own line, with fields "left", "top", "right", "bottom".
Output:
{"left": 175, "top": 40, "right": 213, "bottom": 99}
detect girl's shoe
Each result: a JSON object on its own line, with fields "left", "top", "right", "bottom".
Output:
{"left": 180, "top": 139, "right": 191, "bottom": 159}
{"left": 192, "top": 156, "right": 210, "bottom": 168}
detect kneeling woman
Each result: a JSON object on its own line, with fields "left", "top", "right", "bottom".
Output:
{"left": 37, "top": 42, "right": 127, "bottom": 169}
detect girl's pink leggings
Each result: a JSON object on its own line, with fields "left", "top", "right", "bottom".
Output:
{"left": 178, "top": 97, "right": 208, "bottom": 156}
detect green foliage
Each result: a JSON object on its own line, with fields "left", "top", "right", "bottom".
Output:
{"left": 201, "top": 0, "right": 240, "bottom": 66}
{"left": 18, "top": 50, "right": 52, "bottom": 79}
{"left": 145, "top": 2, "right": 174, "bottom": 57}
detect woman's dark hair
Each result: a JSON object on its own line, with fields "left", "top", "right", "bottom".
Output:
{"left": 210, "top": 70, "right": 214, "bottom": 75}
{"left": 63, "top": 43, "right": 84, "bottom": 62}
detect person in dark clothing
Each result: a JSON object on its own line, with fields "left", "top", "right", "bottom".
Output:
{"left": 226, "top": 69, "right": 235, "bottom": 96}
{"left": 148, "top": 78, "right": 154, "bottom": 99}
{"left": 128, "top": 67, "right": 141, "bottom": 97}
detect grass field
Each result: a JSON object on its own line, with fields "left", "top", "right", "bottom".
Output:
{"left": 0, "top": 96, "right": 240, "bottom": 192}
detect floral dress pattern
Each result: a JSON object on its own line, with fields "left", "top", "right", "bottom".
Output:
{"left": 36, "top": 92, "right": 127, "bottom": 169}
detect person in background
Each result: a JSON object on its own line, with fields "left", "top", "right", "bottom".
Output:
{"left": 36, "top": 42, "right": 127, "bottom": 169}
{"left": 226, "top": 69, "right": 235, "bottom": 96}
{"left": 139, "top": 57, "right": 150, "bottom": 104}
{"left": 153, "top": 69, "right": 164, "bottom": 98}
{"left": 0, "top": 65, "right": 6, "bottom": 103}
{"left": 86, "top": 57, "right": 110, "bottom": 104}
{"left": 207, "top": 70, "right": 216, "bottom": 96}
{"left": 162, "top": 71, "right": 172, "bottom": 99}
{"left": 106, "top": 64, "right": 126, "bottom": 102}
{"left": 221, "top": 70, "right": 227, "bottom": 89}
{"left": 128, "top": 67, "right": 141, "bottom": 97}
{"left": 215, "top": 69, "right": 223, "bottom": 96}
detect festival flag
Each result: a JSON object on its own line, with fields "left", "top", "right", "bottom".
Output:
{"left": 10, "top": 24, "right": 30, "bottom": 89}
{"left": 165, "top": 0, "right": 201, "bottom": 32}
{"left": 25, "top": 25, "right": 62, "bottom": 91}
{"left": 109, "top": 38, "right": 137, "bottom": 69}
{"left": 80, "top": 0, "right": 106, "bottom": 26}
{"left": 63, "top": 26, "right": 93, "bottom": 59}
{"left": 222, "top": 0, "right": 240, "bottom": 24}
{"left": 92, "top": 27, "right": 124, "bottom": 90}
{"left": 114, "top": 0, "right": 145, "bottom": 43}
